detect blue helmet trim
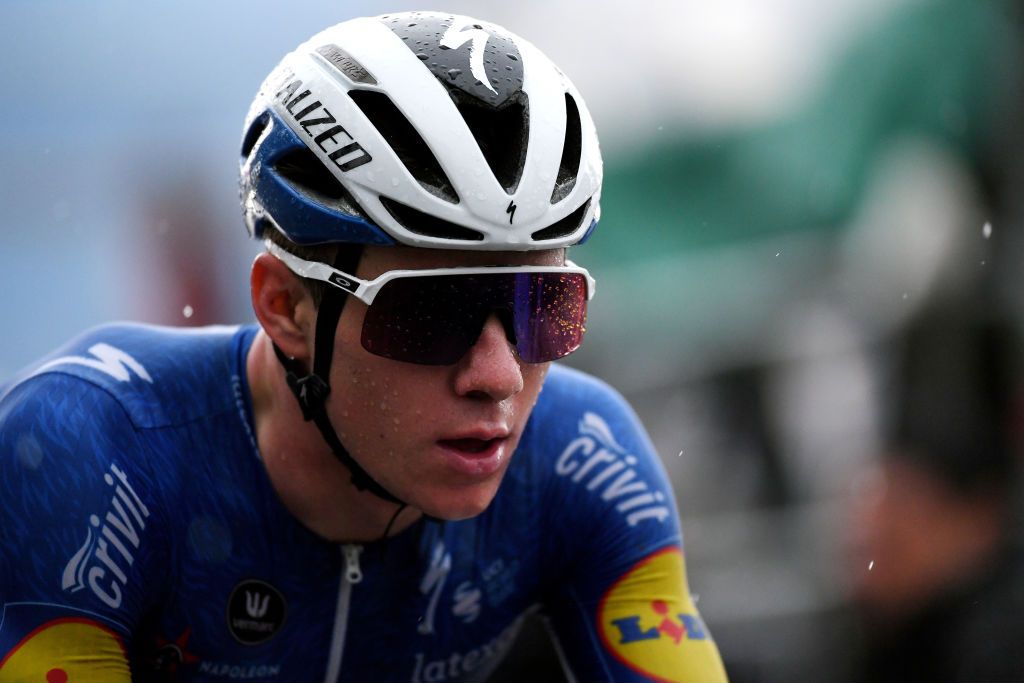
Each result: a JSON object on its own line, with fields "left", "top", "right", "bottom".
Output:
{"left": 576, "top": 218, "right": 598, "bottom": 245}
{"left": 243, "top": 109, "right": 395, "bottom": 247}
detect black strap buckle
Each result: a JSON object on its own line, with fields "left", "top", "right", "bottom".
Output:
{"left": 285, "top": 371, "right": 330, "bottom": 421}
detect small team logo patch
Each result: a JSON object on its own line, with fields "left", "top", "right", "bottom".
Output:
{"left": 598, "top": 547, "right": 726, "bottom": 683}
{"left": 226, "top": 579, "right": 287, "bottom": 645}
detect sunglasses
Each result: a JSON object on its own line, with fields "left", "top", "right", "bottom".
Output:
{"left": 266, "top": 241, "right": 596, "bottom": 365}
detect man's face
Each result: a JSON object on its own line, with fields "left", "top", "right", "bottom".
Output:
{"left": 326, "top": 245, "right": 563, "bottom": 520}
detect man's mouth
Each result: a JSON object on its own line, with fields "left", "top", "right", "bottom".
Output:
{"left": 438, "top": 437, "right": 501, "bottom": 454}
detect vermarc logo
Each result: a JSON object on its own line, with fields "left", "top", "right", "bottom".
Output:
{"left": 227, "top": 579, "right": 287, "bottom": 645}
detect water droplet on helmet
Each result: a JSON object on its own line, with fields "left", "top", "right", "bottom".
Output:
{"left": 447, "top": 68, "right": 461, "bottom": 80}
{"left": 416, "top": 53, "right": 428, "bottom": 60}
{"left": 507, "top": 53, "right": 518, "bottom": 61}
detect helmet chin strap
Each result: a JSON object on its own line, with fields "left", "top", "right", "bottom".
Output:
{"left": 271, "top": 247, "right": 411, "bottom": 522}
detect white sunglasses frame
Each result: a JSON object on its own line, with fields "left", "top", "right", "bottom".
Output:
{"left": 265, "top": 240, "right": 597, "bottom": 305}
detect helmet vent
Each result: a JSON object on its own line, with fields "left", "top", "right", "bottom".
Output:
{"left": 241, "top": 113, "right": 271, "bottom": 159}
{"left": 380, "top": 196, "right": 483, "bottom": 241}
{"left": 531, "top": 198, "right": 590, "bottom": 242}
{"left": 550, "top": 94, "right": 582, "bottom": 204}
{"left": 348, "top": 90, "right": 459, "bottom": 204}
{"left": 275, "top": 147, "right": 370, "bottom": 220}
{"left": 453, "top": 92, "right": 529, "bottom": 194}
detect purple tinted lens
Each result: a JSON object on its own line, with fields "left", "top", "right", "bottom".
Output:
{"left": 511, "top": 273, "right": 588, "bottom": 363}
{"left": 360, "top": 272, "right": 588, "bottom": 365}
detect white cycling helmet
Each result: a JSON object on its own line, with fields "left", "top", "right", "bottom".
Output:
{"left": 240, "top": 11, "right": 602, "bottom": 250}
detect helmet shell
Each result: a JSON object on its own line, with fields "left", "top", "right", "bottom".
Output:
{"left": 240, "top": 11, "right": 602, "bottom": 250}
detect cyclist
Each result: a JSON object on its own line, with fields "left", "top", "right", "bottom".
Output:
{"left": 0, "top": 12, "right": 727, "bottom": 682}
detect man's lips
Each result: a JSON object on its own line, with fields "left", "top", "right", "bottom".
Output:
{"left": 436, "top": 430, "right": 511, "bottom": 476}
{"left": 437, "top": 428, "right": 511, "bottom": 454}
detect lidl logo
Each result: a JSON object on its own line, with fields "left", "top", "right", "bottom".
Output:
{"left": 0, "top": 617, "right": 129, "bottom": 681}
{"left": 598, "top": 547, "right": 728, "bottom": 683}
{"left": 611, "top": 599, "right": 708, "bottom": 644}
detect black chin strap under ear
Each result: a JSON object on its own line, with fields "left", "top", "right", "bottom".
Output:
{"left": 272, "top": 247, "right": 408, "bottom": 512}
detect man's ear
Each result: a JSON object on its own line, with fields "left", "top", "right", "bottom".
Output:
{"left": 251, "top": 252, "right": 315, "bottom": 362}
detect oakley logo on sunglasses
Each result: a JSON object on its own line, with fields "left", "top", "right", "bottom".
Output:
{"left": 328, "top": 273, "right": 358, "bottom": 293}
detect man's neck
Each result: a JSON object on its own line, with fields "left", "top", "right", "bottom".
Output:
{"left": 246, "top": 331, "right": 422, "bottom": 542}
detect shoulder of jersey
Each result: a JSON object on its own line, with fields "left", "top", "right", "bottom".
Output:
{"left": 527, "top": 363, "right": 648, "bottom": 463}
{"left": 535, "top": 363, "right": 633, "bottom": 427}
{"left": 3, "top": 323, "right": 250, "bottom": 429}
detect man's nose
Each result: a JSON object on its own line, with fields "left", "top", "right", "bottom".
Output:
{"left": 452, "top": 314, "right": 524, "bottom": 401}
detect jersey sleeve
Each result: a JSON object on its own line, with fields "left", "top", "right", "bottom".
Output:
{"left": 0, "top": 373, "right": 170, "bottom": 680}
{"left": 533, "top": 367, "right": 728, "bottom": 682}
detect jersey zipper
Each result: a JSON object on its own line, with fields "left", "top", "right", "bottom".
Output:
{"left": 323, "top": 543, "right": 364, "bottom": 682}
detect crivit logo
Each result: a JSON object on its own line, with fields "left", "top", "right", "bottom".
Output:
{"left": 62, "top": 463, "right": 151, "bottom": 609}
{"left": 274, "top": 77, "right": 372, "bottom": 172}
{"left": 555, "top": 412, "right": 671, "bottom": 526}
{"left": 598, "top": 547, "right": 727, "bottom": 683}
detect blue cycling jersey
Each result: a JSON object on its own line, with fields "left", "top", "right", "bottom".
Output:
{"left": 0, "top": 324, "right": 726, "bottom": 682}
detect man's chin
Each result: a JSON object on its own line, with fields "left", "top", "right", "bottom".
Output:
{"left": 417, "top": 483, "right": 502, "bottom": 521}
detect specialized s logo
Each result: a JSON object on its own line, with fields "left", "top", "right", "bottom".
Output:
{"left": 598, "top": 547, "right": 727, "bottom": 683}
{"left": 555, "top": 412, "right": 672, "bottom": 526}
{"left": 35, "top": 343, "right": 152, "bottom": 383}
{"left": 62, "top": 463, "right": 151, "bottom": 609}
{"left": 439, "top": 18, "right": 497, "bottom": 94}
